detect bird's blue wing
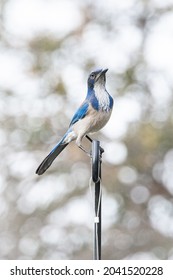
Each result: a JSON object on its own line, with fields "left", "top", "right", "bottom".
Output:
{"left": 69, "top": 101, "right": 89, "bottom": 127}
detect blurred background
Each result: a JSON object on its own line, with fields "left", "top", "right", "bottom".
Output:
{"left": 0, "top": 0, "right": 173, "bottom": 260}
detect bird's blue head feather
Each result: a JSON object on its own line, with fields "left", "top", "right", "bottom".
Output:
{"left": 87, "top": 68, "right": 108, "bottom": 89}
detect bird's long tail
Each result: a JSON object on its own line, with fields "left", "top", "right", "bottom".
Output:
{"left": 36, "top": 141, "right": 68, "bottom": 175}
{"left": 36, "top": 128, "right": 77, "bottom": 175}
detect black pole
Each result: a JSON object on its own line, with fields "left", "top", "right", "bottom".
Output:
{"left": 91, "top": 140, "right": 103, "bottom": 260}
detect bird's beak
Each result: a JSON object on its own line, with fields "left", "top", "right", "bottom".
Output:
{"left": 96, "top": 68, "right": 108, "bottom": 81}
{"left": 102, "top": 68, "right": 108, "bottom": 74}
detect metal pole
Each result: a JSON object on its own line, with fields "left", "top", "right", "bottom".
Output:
{"left": 92, "top": 140, "right": 103, "bottom": 260}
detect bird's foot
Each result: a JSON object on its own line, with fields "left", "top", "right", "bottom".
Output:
{"left": 78, "top": 145, "right": 92, "bottom": 157}
{"left": 85, "top": 135, "right": 104, "bottom": 154}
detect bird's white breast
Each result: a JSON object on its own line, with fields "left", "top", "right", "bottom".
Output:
{"left": 73, "top": 103, "right": 112, "bottom": 135}
{"left": 94, "top": 83, "right": 110, "bottom": 112}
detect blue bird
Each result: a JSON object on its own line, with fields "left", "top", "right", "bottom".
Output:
{"left": 36, "top": 68, "right": 113, "bottom": 175}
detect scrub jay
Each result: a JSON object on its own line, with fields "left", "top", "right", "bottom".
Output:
{"left": 36, "top": 68, "right": 113, "bottom": 175}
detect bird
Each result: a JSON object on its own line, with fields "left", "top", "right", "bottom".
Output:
{"left": 36, "top": 68, "right": 114, "bottom": 175}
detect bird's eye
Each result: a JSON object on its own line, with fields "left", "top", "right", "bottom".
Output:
{"left": 90, "top": 74, "right": 95, "bottom": 79}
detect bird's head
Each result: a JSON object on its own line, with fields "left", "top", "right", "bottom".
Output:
{"left": 87, "top": 68, "right": 108, "bottom": 89}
